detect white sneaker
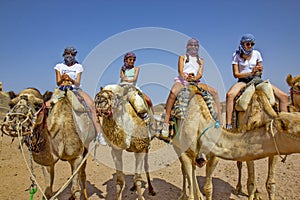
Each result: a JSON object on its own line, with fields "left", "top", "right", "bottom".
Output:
{"left": 161, "top": 123, "right": 169, "bottom": 137}
{"left": 96, "top": 133, "right": 107, "bottom": 146}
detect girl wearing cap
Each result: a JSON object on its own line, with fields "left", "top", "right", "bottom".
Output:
{"left": 162, "top": 38, "right": 221, "bottom": 137}
{"left": 120, "top": 52, "right": 154, "bottom": 123}
{"left": 225, "top": 34, "right": 288, "bottom": 129}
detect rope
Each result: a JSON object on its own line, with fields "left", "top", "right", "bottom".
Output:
{"left": 269, "top": 120, "right": 287, "bottom": 162}
{"left": 13, "top": 106, "right": 98, "bottom": 200}
{"left": 199, "top": 123, "right": 215, "bottom": 140}
{"left": 16, "top": 123, "right": 48, "bottom": 200}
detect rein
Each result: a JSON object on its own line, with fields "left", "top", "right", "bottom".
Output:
{"left": 269, "top": 120, "right": 287, "bottom": 162}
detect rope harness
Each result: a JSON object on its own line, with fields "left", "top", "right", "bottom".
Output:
{"left": 290, "top": 87, "right": 300, "bottom": 107}
{"left": 1, "top": 93, "right": 97, "bottom": 200}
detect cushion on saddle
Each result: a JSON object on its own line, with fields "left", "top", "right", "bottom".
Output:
{"left": 66, "top": 90, "right": 86, "bottom": 112}
{"left": 255, "top": 80, "right": 275, "bottom": 106}
{"left": 235, "top": 83, "right": 255, "bottom": 111}
{"left": 235, "top": 80, "right": 275, "bottom": 112}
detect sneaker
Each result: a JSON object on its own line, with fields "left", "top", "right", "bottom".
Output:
{"left": 226, "top": 124, "right": 233, "bottom": 130}
{"left": 142, "top": 113, "right": 151, "bottom": 125}
{"left": 161, "top": 123, "right": 169, "bottom": 137}
{"left": 96, "top": 133, "right": 107, "bottom": 146}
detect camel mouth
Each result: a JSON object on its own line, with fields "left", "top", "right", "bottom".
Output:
{"left": 1, "top": 110, "right": 34, "bottom": 137}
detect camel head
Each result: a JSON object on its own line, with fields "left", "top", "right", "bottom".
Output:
{"left": 1, "top": 88, "right": 52, "bottom": 137}
{"left": 95, "top": 88, "right": 117, "bottom": 117}
{"left": 274, "top": 112, "right": 300, "bottom": 138}
{"left": 286, "top": 74, "right": 300, "bottom": 110}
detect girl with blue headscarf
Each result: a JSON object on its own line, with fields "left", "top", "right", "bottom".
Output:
{"left": 225, "top": 34, "right": 288, "bottom": 130}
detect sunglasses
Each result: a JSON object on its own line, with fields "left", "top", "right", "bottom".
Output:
{"left": 245, "top": 42, "right": 255, "bottom": 47}
{"left": 64, "top": 52, "right": 76, "bottom": 56}
{"left": 128, "top": 58, "right": 136, "bottom": 61}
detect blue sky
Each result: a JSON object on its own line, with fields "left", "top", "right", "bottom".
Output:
{"left": 1, "top": 0, "right": 299, "bottom": 104}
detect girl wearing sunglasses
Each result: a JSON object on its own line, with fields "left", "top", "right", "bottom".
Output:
{"left": 225, "top": 34, "right": 288, "bottom": 130}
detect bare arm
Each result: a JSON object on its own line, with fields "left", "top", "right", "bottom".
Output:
{"left": 194, "top": 58, "right": 203, "bottom": 81}
{"left": 178, "top": 55, "right": 186, "bottom": 80}
{"left": 120, "top": 67, "right": 140, "bottom": 83}
{"left": 55, "top": 70, "right": 81, "bottom": 87}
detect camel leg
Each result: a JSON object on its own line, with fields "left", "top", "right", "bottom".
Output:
{"left": 192, "top": 163, "right": 203, "bottom": 200}
{"left": 234, "top": 161, "right": 243, "bottom": 195}
{"left": 178, "top": 162, "right": 188, "bottom": 200}
{"left": 204, "top": 156, "right": 219, "bottom": 200}
{"left": 179, "top": 154, "right": 194, "bottom": 200}
{"left": 179, "top": 153, "right": 204, "bottom": 200}
{"left": 246, "top": 160, "right": 257, "bottom": 200}
{"left": 144, "top": 151, "right": 156, "bottom": 196}
{"left": 79, "top": 150, "right": 88, "bottom": 200}
{"left": 111, "top": 149, "right": 124, "bottom": 200}
{"left": 42, "top": 165, "right": 54, "bottom": 199}
{"left": 130, "top": 151, "right": 156, "bottom": 196}
{"left": 70, "top": 156, "right": 84, "bottom": 200}
{"left": 266, "top": 156, "right": 278, "bottom": 200}
{"left": 134, "top": 152, "right": 145, "bottom": 200}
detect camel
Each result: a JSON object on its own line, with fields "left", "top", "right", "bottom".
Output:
{"left": 94, "top": 84, "right": 156, "bottom": 200}
{"left": 171, "top": 84, "right": 300, "bottom": 200}
{"left": 1, "top": 87, "right": 95, "bottom": 200}
{"left": 286, "top": 74, "right": 300, "bottom": 111}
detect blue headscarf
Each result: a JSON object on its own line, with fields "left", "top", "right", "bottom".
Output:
{"left": 236, "top": 33, "right": 256, "bottom": 55}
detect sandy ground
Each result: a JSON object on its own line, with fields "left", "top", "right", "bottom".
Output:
{"left": 1, "top": 132, "right": 300, "bottom": 200}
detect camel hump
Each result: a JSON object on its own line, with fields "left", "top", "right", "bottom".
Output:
{"left": 103, "top": 84, "right": 124, "bottom": 97}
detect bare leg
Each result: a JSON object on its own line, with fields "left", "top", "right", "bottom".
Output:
{"left": 79, "top": 91, "right": 106, "bottom": 145}
{"left": 226, "top": 82, "right": 246, "bottom": 127}
{"left": 164, "top": 82, "right": 183, "bottom": 124}
{"left": 272, "top": 85, "right": 288, "bottom": 112}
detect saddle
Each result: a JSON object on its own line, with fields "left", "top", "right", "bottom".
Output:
{"left": 233, "top": 80, "right": 278, "bottom": 132}
{"left": 235, "top": 80, "right": 275, "bottom": 112}
{"left": 50, "top": 88, "right": 95, "bottom": 148}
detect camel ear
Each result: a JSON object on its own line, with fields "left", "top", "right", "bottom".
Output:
{"left": 43, "top": 91, "right": 53, "bottom": 102}
{"left": 286, "top": 74, "right": 294, "bottom": 87}
{"left": 275, "top": 113, "right": 290, "bottom": 132}
{"left": 9, "top": 96, "right": 20, "bottom": 108}
{"left": 8, "top": 90, "right": 17, "bottom": 99}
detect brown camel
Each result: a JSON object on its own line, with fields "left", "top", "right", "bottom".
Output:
{"left": 94, "top": 84, "right": 156, "bottom": 200}
{"left": 233, "top": 81, "right": 284, "bottom": 200}
{"left": 286, "top": 74, "right": 300, "bottom": 111}
{"left": 172, "top": 85, "right": 300, "bottom": 200}
{"left": 1, "top": 88, "right": 95, "bottom": 200}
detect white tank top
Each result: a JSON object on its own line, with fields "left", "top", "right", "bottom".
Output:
{"left": 183, "top": 55, "right": 201, "bottom": 75}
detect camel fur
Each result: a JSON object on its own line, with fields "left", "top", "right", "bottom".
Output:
{"left": 1, "top": 88, "right": 94, "bottom": 200}
{"left": 94, "top": 84, "right": 156, "bottom": 200}
{"left": 286, "top": 74, "right": 300, "bottom": 111}
{"left": 172, "top": 84, "right": 300, "bottom": 200}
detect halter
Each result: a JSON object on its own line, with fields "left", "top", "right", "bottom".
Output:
{"left": 290, "top": 87, "right": 300, "bottom": 107}
{"left": 1, "top": 97, "right": 44, "bottom": 137}
{"left": 95, "top": 90, "right": 116, "bottom": 117}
